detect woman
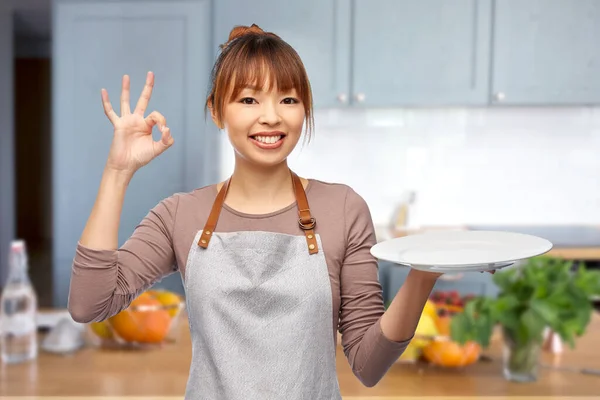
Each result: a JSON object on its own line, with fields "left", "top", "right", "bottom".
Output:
{"left": 68, "top": 24, "right": 444, "bottom": 399}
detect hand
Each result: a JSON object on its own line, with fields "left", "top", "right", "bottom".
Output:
{"left": 101, "top": 71, "right": 174, "bottom": 175}
{"left": 410, "top": 268, "right": 496, "bottom": 282}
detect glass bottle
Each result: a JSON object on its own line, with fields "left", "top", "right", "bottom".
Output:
{"left": 0, "top": 240, "right": 38, "bottom": 364}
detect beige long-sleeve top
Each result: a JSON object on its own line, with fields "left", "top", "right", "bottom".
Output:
{"left": 68, "top": 179, "right": 410, "bottom": 387}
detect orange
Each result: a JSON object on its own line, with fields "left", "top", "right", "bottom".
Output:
{"left": 422, "top": 339, "right": 481, "bottom": 368}
{"left": 462, "top": 342, "right": 482, "bottom": 365}
{"left": 108, "top": 292, "right": 171, "bottom": 343}
{"left": 435, "top": 315, "right": 452, "bottom": 336}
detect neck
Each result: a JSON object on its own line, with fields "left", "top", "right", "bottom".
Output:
{"left": 228, "top": 158, "right": 294, "bottom": 203}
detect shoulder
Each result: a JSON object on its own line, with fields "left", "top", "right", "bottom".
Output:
{"left": 150, "top": 183, "right": 218, "bottom": 217}
{"left": 307, "top": 178, "right": 370, "bottom": 214}
{"left": 177, "top": 183, "right": 218, "bottom": 206}
{"left": 308, "top": 179, "right": 375, "bottom": 249}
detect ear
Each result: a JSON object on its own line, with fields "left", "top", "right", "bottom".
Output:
{"left": 207, "top": 99, "right": 223, "bottom": 129}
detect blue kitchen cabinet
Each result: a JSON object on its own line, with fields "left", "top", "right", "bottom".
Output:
{"left": 351, "top": 0, "right": 492, "bottom": 107}
{"left": 212, "top": 0, "right": 600, "bottom": 108}
{"left": 491, "top": 0, "right": 600, "bottom": 105}
{"left": 214, "top": 0, "right": 491, "bottom": 108}
{"left": 52, "top": 0, "right": 215, "bottom": 305}
{"left": 213, "top": 0, "right": 351, "bottom": 108}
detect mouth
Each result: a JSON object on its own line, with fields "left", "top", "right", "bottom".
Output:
{"left": 248, "top": 132, "right": 287, "bottom": 149}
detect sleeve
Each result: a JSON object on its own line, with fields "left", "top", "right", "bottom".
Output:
{"left": 338, "top": 187, "right": 411, "bottom": 387}
{"left": 67, "top": 194, "right": 180, "bottom": 323}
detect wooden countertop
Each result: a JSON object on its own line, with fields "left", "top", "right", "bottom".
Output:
{"left": 1, "top": 312, "right": 599, "bottom": 399}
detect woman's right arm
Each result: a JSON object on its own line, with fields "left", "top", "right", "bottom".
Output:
{"left": 68, "top": 72, "right": 176, "bottom": 323}
{"left": 79, "top": 167, "right": 133, "bottom": 251}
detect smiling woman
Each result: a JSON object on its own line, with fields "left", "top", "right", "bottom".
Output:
{"left": 68, "top": 22, "right": 445, "bottom": 400}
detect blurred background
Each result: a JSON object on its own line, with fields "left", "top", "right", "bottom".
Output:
{"left": 2, "top": 0, "right": 599, "bottom": 308}
{"left": 1, "top": 0, "right": 600, "bottom": 397}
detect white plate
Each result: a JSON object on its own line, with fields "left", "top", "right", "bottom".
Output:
{"left": 371, "top": 230, "right": 553, "bottom": 272}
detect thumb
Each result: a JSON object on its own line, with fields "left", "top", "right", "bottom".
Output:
{"left": 154, "top": 125, "right": 174, "bottom": 155}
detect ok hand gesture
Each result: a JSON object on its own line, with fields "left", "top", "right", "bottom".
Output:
{"left": 101, "top": 71, "right": 174, "bottom": 175}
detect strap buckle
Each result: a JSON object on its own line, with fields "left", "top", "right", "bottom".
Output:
{"left": 298, "top": 217, "right": 316, "bottom": 230}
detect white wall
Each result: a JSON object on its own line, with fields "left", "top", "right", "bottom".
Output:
{"left": 219, "top": 107, "right": 600, "bottom": 229}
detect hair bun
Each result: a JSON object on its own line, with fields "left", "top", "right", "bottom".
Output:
{"left": 220, "top": 24, "right": 278, "bottom": 50}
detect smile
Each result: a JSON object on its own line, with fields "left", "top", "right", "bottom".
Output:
{"left": 249, "top": 132, "right": 286, "bottom": 149}
{"left": 253, "top": 135, "right": 282, "bottom": 144}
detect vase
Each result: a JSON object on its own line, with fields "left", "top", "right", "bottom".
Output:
{"left": 502, "top": 329, "right": 542, "bottom": 382}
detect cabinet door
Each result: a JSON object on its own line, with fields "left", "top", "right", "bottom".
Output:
{"left": 213, "top": 0, "right": 351, "bottom": 108}
{"left": 352, "top": 0, "right": 492, "bottom": 107}
{"left": 52, "top": 0, "right": 213, "bottom": 305}
{"left": 492, "top": 0, "right": 600, "bottom": 105}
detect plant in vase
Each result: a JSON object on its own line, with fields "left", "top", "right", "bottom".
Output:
{"left": 449, "top": 256, "right": 600, "bottom": 382}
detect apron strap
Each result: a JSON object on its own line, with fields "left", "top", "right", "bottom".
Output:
{"left": 197, "top": 177, "right": 231, "bottom": 248}
{"left": 198, "top": 170, "right": 318, "bottom": 255}
{"left": 290, "top": 171, "right": 319, "bottom": 255}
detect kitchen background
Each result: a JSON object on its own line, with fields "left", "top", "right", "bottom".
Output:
{"left": 2, "top": 0, "right": 600, "bottom": 397}
{"left": 1, "top": 0, "right": 600, "bottom": 308}
{"left": 223, "top": 106, "right": 600, "bottom": 228}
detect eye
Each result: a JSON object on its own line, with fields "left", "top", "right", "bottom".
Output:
{"left": 240, "top": 97, "right": 257, "bottom": 104}
{"left": 282, "top": 97, "right": 299, "bottom": 104}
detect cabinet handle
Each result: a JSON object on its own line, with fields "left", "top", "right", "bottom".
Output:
{"left": 337, "top": 93, "right": 348, "bottom": 104}
{"left": 354, "top": 93, "right": 366, "bottom": 103}
{"left": 494, "top": 92, "right": 506, "bottom": 102}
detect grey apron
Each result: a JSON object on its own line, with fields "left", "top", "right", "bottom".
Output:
{"left": 183, "top": 170, "right": 342, "bottom": 400}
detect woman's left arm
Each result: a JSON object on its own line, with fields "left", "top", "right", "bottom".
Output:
{"left": 379, "top": 268, "right": 440, "bottom": 342}
{"left": 338, "top": 187, "right": 441, "bottom": 387}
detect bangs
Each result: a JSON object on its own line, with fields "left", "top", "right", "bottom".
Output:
{"left": 217, "top": 35, "right": 310, "bottom": 102}
{"left": 229, "top": 53, "right": 305, "bottom": 100}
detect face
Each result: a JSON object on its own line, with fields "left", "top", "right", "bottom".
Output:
{"left": 213, "top": 81, "right": 306, "bottom": 168}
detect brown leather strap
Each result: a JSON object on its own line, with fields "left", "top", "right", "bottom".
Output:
{"left": 197, "top": 177, "right": 231, "bottom": 248}
{"left": 290, "top": 171, "right": 318, "bottom": 255}
{"left": 198, "top": 170, "right": 318, "bottom": 255}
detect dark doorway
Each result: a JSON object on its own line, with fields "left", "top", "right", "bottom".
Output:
{"left": 14, "top": 38, "right": 53, "bottom": 308}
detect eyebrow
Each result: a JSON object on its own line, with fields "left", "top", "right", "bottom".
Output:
{"left": 240, "top": 86, "right": 297, "bottom": 94}
{"left": 241, "top": 85, "right": 266, "bottom": 92}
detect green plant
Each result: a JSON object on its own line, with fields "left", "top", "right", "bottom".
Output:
{"left": 450, "top": 256, "right": 600, "bottom": 349}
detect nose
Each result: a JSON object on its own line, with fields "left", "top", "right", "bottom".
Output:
{"left": 258, "top": 101, "right": 282, "bottom": 126}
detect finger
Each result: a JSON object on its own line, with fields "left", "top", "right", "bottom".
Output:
{"left": 120, "top": 75, "right": 131, "bottom": 115}
{"left": 134, "top": 71, "right": 154, "bottom": 116}
{"left": 145, "top": 110, "right": 167, "bottom": 131}
{"left": 160, "top": 126, "right": 173, "bottom": 146}
{"left": 153, "top": 126, "right": 174, "bottom": 155}
{"left": 101, "top": 89, "right": 119, "bottom": 125}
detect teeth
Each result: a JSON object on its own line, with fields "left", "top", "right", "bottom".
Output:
{"left": 254, "top": 135, "right": 282, "bottom": 144}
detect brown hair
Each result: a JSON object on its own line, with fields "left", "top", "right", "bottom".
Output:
{"left": 206, "top": 24, "right": 314, "bottom": 141}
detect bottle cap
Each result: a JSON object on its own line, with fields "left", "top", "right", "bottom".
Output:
{"left": 11, "top": 240, "right": 26, "bottom": 251}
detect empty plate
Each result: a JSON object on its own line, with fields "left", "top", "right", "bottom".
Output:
{"left": 371, "top": 230, "right": 553, "bottom": 272}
